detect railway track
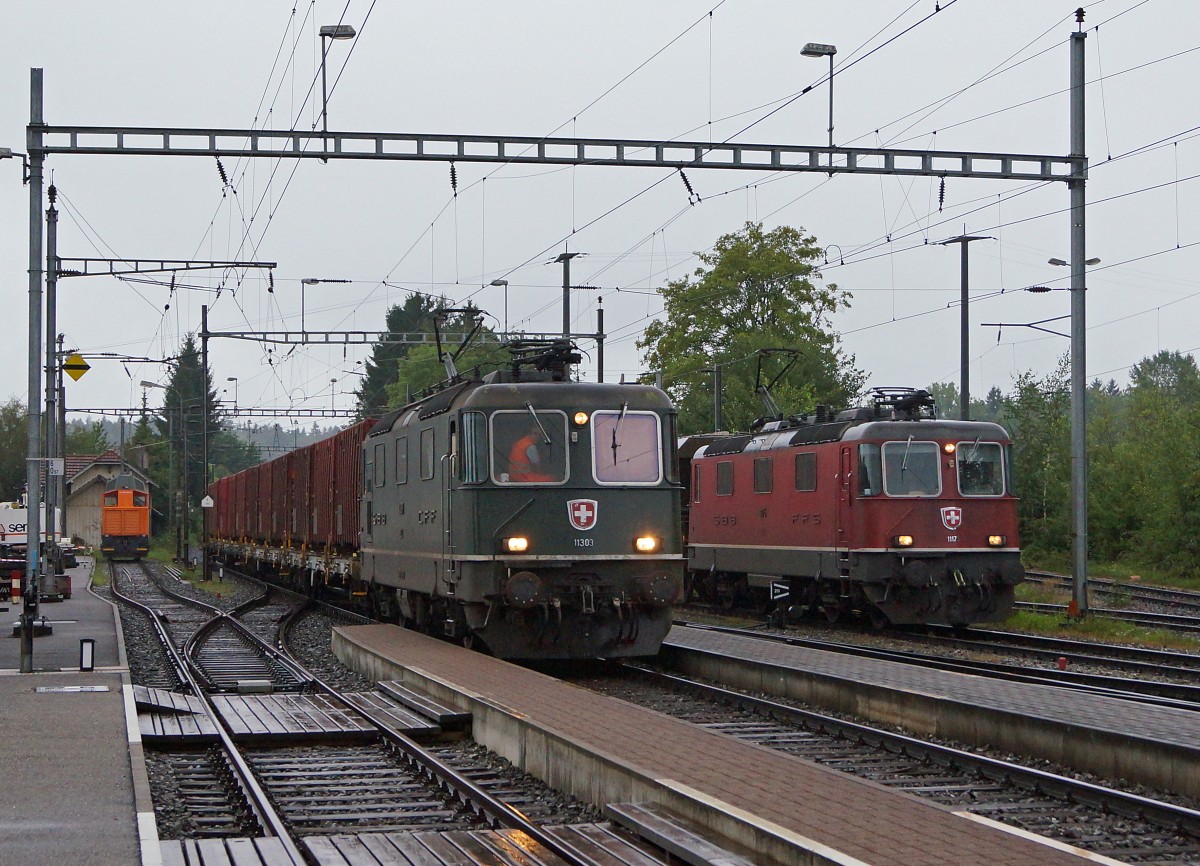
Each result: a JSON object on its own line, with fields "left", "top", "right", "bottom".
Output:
{"left": 676, "top": 619, "right": 1200, "bottom": 709}
{"left": 574, "top": 663, "right": 1200, "bottom": 863}
{"left": 110, "top": 561, "right": 609, "bottom": 865}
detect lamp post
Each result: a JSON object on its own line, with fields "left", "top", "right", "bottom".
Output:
{"left": 226, "top": 377, "right": 238, "bottom": 410}
{"left": 141, "top": 380, "right": 184, "bottom": 562}
{"left": 300, "top": 277, "right": 350, "bottom": 335}
{"left": 801, "top": 42, "right": 838, "bottom": 151}
{"left": 490, "top": 279, "right": 509, "bottom": 336}
{"left": 318, "top": 24, "right": 356, "bottom": 161}
{"left": 330, "top": 378, "right": 338, "bottom": 412}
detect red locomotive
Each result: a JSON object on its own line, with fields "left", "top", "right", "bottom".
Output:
{"left": 682, "top": 388, "right": 1023, "bottom": 626}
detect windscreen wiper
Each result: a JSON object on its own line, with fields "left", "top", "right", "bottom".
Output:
{"left": 611, "top": 402, "right": 628, "bottom": 466}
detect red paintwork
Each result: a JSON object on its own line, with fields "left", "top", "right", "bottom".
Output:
{"left": 690, "top": 439, "right": 1020, "bottom": 554}
{"left": 208, "top": 419, "right": 375, "bottom": 554}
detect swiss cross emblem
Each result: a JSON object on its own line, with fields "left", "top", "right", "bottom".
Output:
{"left": 568, "top": 499, "right": 598, "bottom": 531}
{"left": 940, "top": 506, "right": 963, "bottom": 531}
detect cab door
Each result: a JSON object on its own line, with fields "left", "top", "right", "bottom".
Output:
{"left": 836, "top": 446, "right": 853, "bottom": 549}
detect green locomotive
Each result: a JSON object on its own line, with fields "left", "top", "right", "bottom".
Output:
{"left": 360, "top": 341, "right": 684, "bottom": 659}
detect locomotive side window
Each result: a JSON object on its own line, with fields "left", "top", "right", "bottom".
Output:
{"left": 420, "top": 428, "right": 436, "bottom": 480}
{"left": 395, "top": 436, "right": 408, "bottom": 485}
{"left": 373, "top": 442, "right": 387, "bottom": 487}
{"left": 592, "top": 410, "right": 662, "bottom": 484}
{"left": 665, "top": 414, "right": 680, "bottom": 484}
{"left": 881, "top": 439, "right": 941, "bottom": 496}
{"left": 857, "top": 444, "right": 882, "bottom": 496}
{"left": 753, "top": 457, "right": 773, "bottom": 493}
{"left": 794, "top": 452, "right": 817, "bottom": 492}
{"left": 461, "top": 412, "right": 489, "bottom": 484}
{"left": 956, "top": 441, "right": 1005, "bottom": 496}
{"left": 133, "top": 492, "right": 148, "bottom": 507}
{"left": 103, "top": 491, "right": 118, "bottom": 506}
{"left": 491, "top": 410, "right": 568, "bottom": 484}
{"left": 716, "top": 461, "right": 733, "bottom": 496}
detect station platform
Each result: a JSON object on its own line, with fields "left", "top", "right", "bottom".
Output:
{"left": 333, "top": 623, "right": 1108, "bottom": 866}
{"left": 661, "top": 625, "right": 1200, "bottom": 800}
{"left": 0, "top": 557, "right": 154, "bottom": 866}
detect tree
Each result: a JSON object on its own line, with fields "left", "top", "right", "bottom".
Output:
{"left": 147, "top": 335, "right": 224, "bottom": 533}
{"left": 384, "top": 308, "right": 504, "bottom": 407}
{"left": 638, "top": 222, "right": 864, "bottom": 434}
{"left": 355, "top": 293, "right": 443, "bottom": 416}
{"left": 1004, "top": 359, "right": 1071, "bottom": 555}
{"left": 65, "top": 420, "right": 110, "bottom": 455}
{"left": 1129, "top": 350, "right": 1200, "bottom": 400}
{"left": 0, "top": 399, "right": 26, "bottom": 502}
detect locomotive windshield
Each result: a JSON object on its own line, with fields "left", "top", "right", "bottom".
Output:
{"left": 491, "top": 410, "right": 568, "bottom": 484}
{"left": 591, "top": 409, "right": 663, "bottom": 484}
{"left": 881, "top": 439, "right": 942, "bottom": 496}
{"left": 956, "top": 440, "right": 1006, "bottom": 496}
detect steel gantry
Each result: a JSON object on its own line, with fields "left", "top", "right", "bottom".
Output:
{"left": 19, "top": 16, "right": 1093, "bottom": 635}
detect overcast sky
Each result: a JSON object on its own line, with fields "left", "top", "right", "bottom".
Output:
{"left": 1, "top": 1, "right": 1196, "bottom": 425}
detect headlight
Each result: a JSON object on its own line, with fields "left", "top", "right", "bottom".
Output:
{"left": 634, "top": 536, "right": 659, "bottom": 552}
{"left": 504, "top": 536, "right": 529, "bottom": 553}
{"left": 988, "top": 535, "right": 1006, "bottom": 547}
{"left": 573, "top": 411, "right": 590, "bottom": 426}
{"left": 894, "top": 535, "right": 914, "bottom": 547}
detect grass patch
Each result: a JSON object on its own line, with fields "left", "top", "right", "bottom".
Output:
{"left": 1023, "top": 555, "right": 1200, "bottom": 592}
{"left": 1003, "top": 608, "right": 1200, "bottom": 652}
{"left": 90, "top": 558, "right": 110, "bottom": 587}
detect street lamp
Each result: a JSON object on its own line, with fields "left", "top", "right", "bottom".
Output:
{"left": 1049, "top": 257, "right": 1099, "bottom": 267}
{"left": 330, "top": 378, "right": 338, "bottom": 412}
{"left": 318, "top": 24, "right": 356, "bottom": 161}
{"left": 141, "top": 380, "right": 185, "bottom": 562}
{"left": 300, "top": 277, "right": 350, "bottom": 334}
{"left": 801, "top": 42, "right": 838, "bottom": 151}
{"left": 226, "top": 377, "right": 238, "bottom": 410}
{"left": 490, "top": 279, "right": 509, "bottom": 336}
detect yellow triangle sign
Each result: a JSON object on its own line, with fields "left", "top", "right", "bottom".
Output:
{"left": 63, "top": 353, "right": 90, "bottom": 382}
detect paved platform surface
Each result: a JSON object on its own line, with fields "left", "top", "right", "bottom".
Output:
{"left": 664, "top": 625, "right": 1200, "bottom": 750}
{"left": 336, "top": 623, "right": 1101, "bottom": 866}
{"left": 0, "top": 558, "right": 150, "bottom": 866}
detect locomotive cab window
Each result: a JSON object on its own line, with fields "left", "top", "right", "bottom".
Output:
{"left": 881, "top": 439, "right": 941, "bottom": 497}
{"left": 857, "top": 444, "right": 882, "bottom": 496}
{"left": 956, "top": 440, "right": 1005, "bottom": 496}
{"left": 491, "top": 410, "right": 568, "bottom": 484}
{"left": 591, "top": 409, "right": 662, "bottom": 484}
{"left": 461, "top": 412, "right": 489, "bottom": 484}
{"left": 102, "top": 491, "right": 118, "bottom": 507}
{"left": 133, "top": 492, "right": 148, "bottom": 507}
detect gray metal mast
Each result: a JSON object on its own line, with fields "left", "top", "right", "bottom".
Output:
{"left": 555, "top": 252, "right": 580, "bottom": 338}
{"left": 938, "top": 234, "right": 990, "bottom": 421}
{"left": 44, "top": 185, "right": 59, "bottom": 572}
{"left": 21, "top": 69, "right": 44, "bottom": 672}
{"left": 1069, "top": 17, "right": 1089, "bottom": 615}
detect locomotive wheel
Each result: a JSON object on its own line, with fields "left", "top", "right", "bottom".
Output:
{"left": 821, "top": 604, "right": 842, "bottom": 624}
